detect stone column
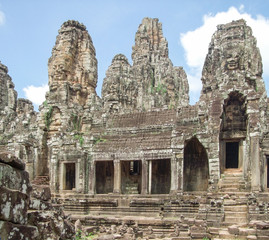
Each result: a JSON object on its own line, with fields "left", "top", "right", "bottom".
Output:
{"left": 177, "top": 153, "right": 184, "bottom": 192}
{"left": 251, "top": 136, "right": 260, "bottom": 191}
{"left": 76, "top": 159, "right": 81, "bottom": 192}
{"left": 148, "top": 160, "right": 152, "bottom": 194}
{"left": 113, "top": 160, "right": 121, "bottom": 194}
{"left": 88, "top": 160, "right": 95, "bottom": 195}
{"left": 170, "top": 155, "right": 178, "bottom": 194}
{"left": 141, "top": 159, "right": 148, "bottom": 195}
{"left": 59, "top": 161, "right": 64, "bottom": 191}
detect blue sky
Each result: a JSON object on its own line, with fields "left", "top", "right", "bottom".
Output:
{"left": 0, "top": 0, "right": 269, "bottom": 110}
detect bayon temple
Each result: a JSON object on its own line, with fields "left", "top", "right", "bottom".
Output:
{"left": 1, "top": 17, "right": 269, "bottom": 239}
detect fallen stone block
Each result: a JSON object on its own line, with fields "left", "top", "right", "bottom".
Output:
{"left": 0, "top": 220, "right": 39, "bottom": 240}
{"left": 0, "top": 186, "right": 29, "bottom": 224}
{"left": 0, "top": 162, "right": 31, "bottom": 195}
{"left": 0, "top": 151, "right": 25, "bottom": 170}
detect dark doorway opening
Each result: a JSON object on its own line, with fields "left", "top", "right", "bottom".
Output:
{"left": 183, "top": 137, "right": 209, "bottom": 191}
{"left": 96, "top": 161, "right": 114, "bottom": 194}
{"left": 226, "top": 142, "right": 239, "bottom": 168}
{"left": 121, "top": 160, "right": 142, "bottom": 194}
{"left": 65, "top": 163, "right": 75, "bottom": 190}
{"left": 151, "top": 159, "right": 171, "bottom": 194}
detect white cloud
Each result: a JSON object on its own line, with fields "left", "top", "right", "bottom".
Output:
{"left": 180, "top": 6, "right": 269, "bottom": 104}
{"left": 23, "top": 84, "right": 49, "bottom": 106}
{"left": 0, "top": 10, "right": 5, "bottom": 25}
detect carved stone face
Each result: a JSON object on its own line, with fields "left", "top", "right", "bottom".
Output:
{"left": 225, "top": 50, "right": 240, "bottom": 70}
{"left": 106, "top": 78, "right": 119, "bottom": 101}
{"left": 225, "top": 105, "right": 237, "bottom": 121}
{"left": 50, "top": 57, "right": 73, "bottom": 82}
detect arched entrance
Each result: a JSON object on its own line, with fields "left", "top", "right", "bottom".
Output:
{"left": 220, "top": 91, "right": 247, "bottom": 172}
{"left": 183, "top": 137, "right": 209, "bottom": 191}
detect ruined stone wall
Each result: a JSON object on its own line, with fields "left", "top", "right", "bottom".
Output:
{"left": 0, "top": 63, "right": 41, "bottom": 181}
{"left": 0, "top": 152, "right": 39, "bottom": 239}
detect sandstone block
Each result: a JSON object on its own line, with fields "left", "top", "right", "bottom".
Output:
{"left": 228, "top": 225, "right": 239, "bottom": 235}
{"left": 0, "top": 162, "right": 31, "bottom": 195}
{"left": 29, "top": 199, "right": 51, "bottom": 210}
{"left": 31, "top": 184, "right": 51, "bottom": 201}
{"left": 0, "top": 151, "right": 25, "bottom": 170}
{"left": 28, "top": 210, "right": 75, "bottom": 240}
{"left": 0, "top": 220, "right": 39, "bottom": 240}
{"left": 0, "top": 186, "right": 29, "bottom": 225}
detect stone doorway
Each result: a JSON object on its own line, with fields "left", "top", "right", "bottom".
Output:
{"left": 220, "top": 91, "right": 247, "bottom": 172}
{"left": 151, "top": 159, "right": 171, "bottom": 194}
{"left": 96, "top": 161, "right": 114, "bottom": 194}
{"left": 226, "top": 142, "right": 239, "bottom": 168}
{"left": 121, "top": 160, "right": 141, "bottom": 194}
{"left": 183, "top": 137, "right": 209, "bottom": 191}
{"left": 64, "top": 163, "right": 76, "bottom": 190}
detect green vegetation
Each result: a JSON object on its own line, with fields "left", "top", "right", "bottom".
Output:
{"left": 44, "top": 106, "right": 53, "bottom": 129}
{"left": 151, "top": 83, "right": 167, "bottom": 95}
{"left": 74, "top": 134, "right": 84, "bottom": 147}
{"left": 76, "top": 230, "right": 97, "bottom": 240}
{"left": 71, "top": 113, "right": 84, "bottom": 147}
{"left": 93, "top": 136, "right": 106, "bottom": 145}
{"left": 71, "top": 113, "right": 82, "bottom": 132}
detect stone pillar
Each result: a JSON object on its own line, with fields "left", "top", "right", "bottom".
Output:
{"left": 113, "top": 160, "right": 121, "bottom": 194}
{"left": 88, "top": 160, "right": 95, "bottom": 195}
{"left": 141, "top": 159, "right": 148, "bottom": 194}
{"left": 76, "top": 160, "right": 80, "bottom": 192}
{"left": 148, "top": 160, "right": 152, "bottom": 194}
{"left": 251, "top": 136, "right": 260, "bottom": 191}
{"left": 59, "top": 162, "right": 64, "bottom": 191}
{"left": 177, "top": 153, "right": 184, "bottom": 192}
{"left": 170, "top": 155, "right": 178, "bottom": 194}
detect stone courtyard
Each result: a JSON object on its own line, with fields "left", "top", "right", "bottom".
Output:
{"left": 1, "top": 17, "right": 269, "bottom": 239}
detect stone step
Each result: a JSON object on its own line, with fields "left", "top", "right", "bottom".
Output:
{"left": 224, "top": 216, "right": 248, "bottom": 224}
{"left": 223, "top": 199, "right": 248, "bottom": 205}
{"left": 220, "top": 187, "right": 246, "bottom": 192}
{"left": 224, "top": 205, "right": 248, "bottom": 211}
{"left": 219, "top": 229, "right": 248, "bottom": 239}
{"left": 246, "top": 236, "right": 257, "bottom": 240}
{"left": 221, "top": 175, "right": 243, "bottom": 179}
{"left": 172, "top": 237, "right": 190, "bottom": 240}
{"left": 225, "top": 211, "right": 247, "bottom": 218}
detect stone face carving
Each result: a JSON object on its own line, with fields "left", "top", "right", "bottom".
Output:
{"left": 201, "top": 19, "right": 264, "bottom": 94}
{"left": 102, "top": 18, "right": 189, "bottom": 113}
{"left": 102, "top": 54, "right": 135, "bottom": 113}
{"left": 48, "top": 20, "right": 98, "bottom": 106}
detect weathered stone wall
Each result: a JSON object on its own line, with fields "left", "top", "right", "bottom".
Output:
{"left": 0, "top": 152, "right": 39, "bottom": 240}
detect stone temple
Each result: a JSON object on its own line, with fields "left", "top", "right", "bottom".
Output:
{"left": 1, "top": 18, "right": 269, "bottom": 239}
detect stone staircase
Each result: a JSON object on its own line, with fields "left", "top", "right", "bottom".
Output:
{"left": 219, "top": 170, "right": 246, "bottom": 192}
{"left": 59, "top": 169, "right": 269, "bottom": 239}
